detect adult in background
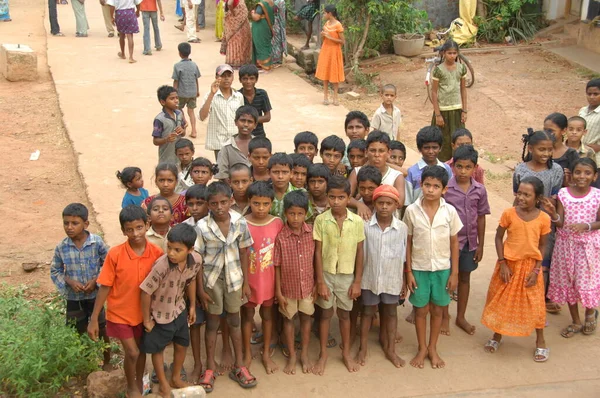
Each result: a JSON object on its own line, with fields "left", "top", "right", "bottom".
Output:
{"left": 271, "top": 0, "right": 287, "bottom": 66}
{"left": 71, "top": 0, "right": 90, "bottom": 37}
{"left": 100, "top": 0, "right": 116, "bottom": 37}
{"left": 250, "top": 0, "right": 274, "bottom": 71}
{"left": 0, "top": 0, "right": 11, "bottom": 22}
{"left": 221, "top": 0, "right": 252, "bottom": 68}
{"left": 196, "top": 0, "right": 205, "bottom": 30}
{"left": 49, "top": 0, "right": 64, "bottom": 35}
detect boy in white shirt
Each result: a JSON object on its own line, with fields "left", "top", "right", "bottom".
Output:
{"left": 371, "top": 84, "right": 402, "bottom": 140}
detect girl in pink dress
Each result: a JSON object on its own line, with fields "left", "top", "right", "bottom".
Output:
{"left": 547, "top": 158, "right": 600, "bottom": 337}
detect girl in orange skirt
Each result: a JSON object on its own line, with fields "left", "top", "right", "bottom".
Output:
{"left": 315, "top": 5, "right": 344, "bottom": 106}
{"left": 481, "top": 176, "right": 551, "bottom": 362}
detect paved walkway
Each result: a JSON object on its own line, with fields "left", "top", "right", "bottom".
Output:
{"left": 549, "top": 46, "right": 600, "bottom": 75}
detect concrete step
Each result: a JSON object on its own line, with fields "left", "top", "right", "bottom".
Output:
{"left": 547, "top": 32, "right": 578, "bottom": 47}
{"left": 548, "top": 45, "right": 600, "bottom": 75}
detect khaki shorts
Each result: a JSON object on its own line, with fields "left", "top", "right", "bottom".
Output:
{"left": 179, "top": 97, "right": 197, "bottom": 109}
{"left": 279, "top": 296, "right": 315, "bottom": 319}
{"left": 315, "top": 272, "right": 354, "bottom": 311}
{"left": 204, "top": 273, "right": 242, "bottom": 315}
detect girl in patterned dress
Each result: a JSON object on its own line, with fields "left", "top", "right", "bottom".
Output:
{"left": 546, "top": 158, "right": 600, "bottom": 337}
{"left": 142, "top": 163, "right": 189, "bottom": 226}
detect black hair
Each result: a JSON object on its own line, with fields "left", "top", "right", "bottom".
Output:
{"left": 568, "top": 116, "right": 587, "bottom": 129}
{"left": 570, "top": 157, "right": 598, "bottom": 173}
{"left": 294, "top": 131, "right": 319, "bottom": 151}
{"left": 63, "top": 203, "right": 89, "bottom": 222}
{"left": 521, "top": 128, "right": 555, "bottom": 168}
{"left": 421, "top": 165, "right": 450, "bottom": 188}
{"left": 268, "top": 152, "right": 293, "bottom": 170}
{"left": 247, "top": 180, "right": 274, "bottom": 200}
{"left": 185, "top": 184, "right": 207, "bottom": 201}
{"left": 357, "top": 165, "right": 382, "bottom": 186}
{"left": 452, "top": 144, "right": 478, "bottom": 165}
{"left": 587, "top": 78, "right": 600, "bottom": 91}
{"left": 451, "top": 128, "right": 473, "bottom": 144}
{"left": 146, "top": 195, "right": 173, "bottom": 216}
{"left": 382, "top": 84, "right": 397, "bottom": 94}
{"left": 116, "top": 166, "right": 142, "bottom": 188}
{"left": 167, "top": 223, "right": 197, "bottom": 250}
{"left": 230, "top": 163, "right": 252, "bottom": 178}
{"left": 205, "top": 181, "right": 232, "bottom": 201}
{"left": 235, "top": 105, "right": 259, "bottom": 123}
{"left": 119, "top": 205, "right": 148, "bottom": 228}
{"left": 249, "top": 136, "right": 272, "bottom": 154}
{"left": 177, "top": 42, "right": 191, "bottom": 57}
{"left": 327, "top": 175, "right": 350, "bottom": 195}
{"left": 390, "top": 140, "right": 406, "bottom": 155}
{"left": 307, "top": 163, "right": 330, "bottom": 182}
{"left": 155, "top": 162, "right": 179, "bottom": 180}
{"left": 416, "top": 126, "right": 443, "bottom": 150}
{"left": 441, "top": 38, "right": 459, "bottom": 53}
{"left": 344, "top": 111, "right": 370, "bottom": 130}
{"left": 175, "top": 138, "right": 195, "bottom": 152}
{"left": 191, "top": 157, "right": 219, "bottom": 175}
{"left": 157, "top": 85, "right": 176, "bottom": 102}
{"left": 290, "top": 153, "right": 311, "bottom": 170}
{"left": 283, "top": 189, "right": 309, "bottom": 212}
{"left": 239, "top": 64, "right": 259, "bottom": 79}
{"left": 324, "top": 4, "right": 338, "bottom": 19}
{"left": 518, "top": 176, "right": 544, "bottom": 208}
{"left": 320, "top": 135, "right": 346, "bottom": 155}
{"left": 347, "top": 139, "right": 367, "bottom": 152}
{"left": 544, "top": 112, "right": 568, "bottom": 130}
{"left": 366, "top": 130, "right": 391, "bottom": 149}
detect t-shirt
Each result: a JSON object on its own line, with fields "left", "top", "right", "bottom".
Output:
{"left": 152, "top": 109, "right": 187, "bottom": 165}
{"left": 552, "top": 147, "right": 579, "bottom": 172}
{"left": 239, "top": 88, "right": 272, "bottom": 137}
{"left": 512, "top": 162, "right": 564, "bottom": 197}
{"left": 172, "top": 59, "right": 201, "bottom": 99}
{"left": 106, "top": 0, "right": 141, "bottom": 10}
{"left": 246, "top": 217, "right": 284, "bottom": 304}
{"left": 139, "top": 0, "right": 157, "bottom": 12}
{"left": 431, "top": 63, "right": 467, "bottom": 111}
{"left": 121, "top": 188, "right": 150, "bottom": 208}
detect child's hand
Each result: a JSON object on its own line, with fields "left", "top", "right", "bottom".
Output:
{"left": 66, "top": 278, "right": 85, "bottom": 292}
{"left": 210, "top": 79, "right": 220, "bottom": 94}
{"left": 188, "top": 307, "right": 196, "bottom": 325}
{"left": 405, "top": 272, "right": 417, "bottom": 293}
{"left": 87, "top": 319, "right": 99, "bottom": 341}
{"left": 566, "top": 223, "right": 589, "bottom": 233}
{"left": 541, "top": 197, "right": 556, "bottom": 216}
{"left": 435, "top": 114, "right": 445, "bottom": 127}
{"left": 167, "top": 132, "right": 178, "bottom": 142}
{"left": 144, "top": 319, "right": 155, "bottom": 333}
{"left": 446, "top": 273, "right": 458, "bottom": 293}
{"left": 199, "top": 290, "right": 213, "bottom": 310}
{"left": 525, "top": 271, "right": 538, "bottom": 288}
{"left": 174, "top": 126, "right": 184, "bottom": 135}
{"left": 99, "top": 0, "right": 106, "bottom": 5}
{"left": 160, "top": 12, "right": 165, "bottom": 21}
{"left": 196, "top": 90, "right": 200, "bottom": 98}
{"left": 348, "top": 281, "right": 361, "bottom": 300}
{"left": 83, "top": 279, "right": 97, "bottom": 293}
{"left": 242, "top": 282, "right": 251, "bottom": 302}
{"left": 277, "top": 294, "right": 287, "bottom": 308}
{"left": 461, "top": 111, "right": 467, "bottom": 124}
{"left": 563, "top": 168, "right": 572, "bottom": 183}
{"left": 499, "top": 261, "right": 512, "bottom": 283}
{"left": 317, "top": 281, "right": 330, "bottom": 301}
{"left": 356, "top": 202, "right": 372, "bottom": 221}
{"left": 474, "top": 246, "right": 483, "bottom": 263}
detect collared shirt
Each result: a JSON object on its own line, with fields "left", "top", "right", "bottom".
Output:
{"left": 446, "top": 158, "right": 485, "bottom": 185}
{"left": 270, "top": 183, "right": 314, "bottom": 220}
{"left": 50, "top": 232, "right": 109, "bottom": 301}
{"left": 152, "top": 108, "right": 187, "bottom": 164}
{"left": 305, "top": 198, "right": 329, "bottom": 225}
{"left": 231, "top": 199, "right": 251, "bottom": 216}
{"left": 176, "top": 163, "right": 194, "bottom": 193}
{"left": 362, "top": 214, "right": 407, "bottom": 295}
{"left": 403, "top": 197, "right": 463, "bottom": 272}
{"left": 195, "top": 210, "right": 253, "bottom": 292}
{"left": 214, "top": 135, "right": 252, "bottom": 180}
{"left": 313, "top": 209, "right": 365, "bottom": 275}
{"left": 140, "top": 252, "right": 202, "bottom": 324}
{"left": 172, "top": 59, "right": 201, "bottom": 99}
{"left": 273, "top": 223, "right": 315, "bottom": 299}
{"left": 202, "top": 89, "right": 244, "bottom": 151}
{"left": 406, "top": 158, "right": 454, "bottom": 205}
{"left": 371, "top": 104, "right": 401, "bottom": 140}
{"left": 239, "top": 88, "right": 272, "bottom": 137}
{"left": 444, "top": 177, "right": 490, "bottom": 251}
{"left": 576, "top": 142, "right": 596, "bottom": 160}
{"left": 146, "top": 226, "right": 168, "bottom": 252}
{"left": 580, "top": 106, "right": 600, "bottom": 164}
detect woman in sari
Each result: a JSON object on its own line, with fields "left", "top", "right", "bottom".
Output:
{"left": 271, "top": 0, "right": 287, "bottom": 65}
{"left": 0, "top": 0, "right": 11, "bottom": 22}
{"left": 221, "top": 0, "right": 252, "bottom": 67}
{"left": 251, "top": 0, "right": 274, "bottom": 71}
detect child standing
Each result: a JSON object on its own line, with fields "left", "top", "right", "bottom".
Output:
{"left": 566, "top": 116, "right": 595, "bottom": 160}
{"left": 347, "top": 139, "right": 367, "bottom": 169}
{"left": 248, "top": 136, "right": 273, "bottom": 182}
{"left": 580, "top": 78, "right": 600, "bottom": 164}
{"left": 173, "top": 43, "right": 201, "bottom": 139}
{"left": 390, "top": 140, "right": 406, "bottom": 167}
{"left": 306, "top": 163, "right": 330, "bottom": 224}
{"left": 242, "top": 181, "right": 284, "bottom": 373}
{"left": 356, "top": 166, "right": 382, "bottom": 215}
{"left": 268, "top": 153, "right": 294, "bottom": 218}
{"left": 544, "top": 113, "right": 579, "bottom": 186}
{"left": 175, "top": 139, "right": 195, "bottom": 193}
{"left": 140, "top": 0, "right": 164, "bottom": 55}
{"left": 431, "top": 39, "right": 468, "bottom": 162}
{"left": 290, "top": 153, "right": 311, "bottom": 189}
{"left": 404, "top": 165, "right": 462, "bottom": 369}
{"left": 445, "top": 129, "right": 484, "bottom": 184}
{"left": 190, "top": 157, "right": 218, "bottom": 186}
{"left": 230, "top": 163, "right": 253, "bottom": 216}
{"left": 182, "top": 184, "right": 208, "bottom": 227}
{"left": 482, "top": 177, "right": 550, "bottom": 362}
{"left": 88, "top": 206, "right": 164, "bottom": 398}
{"left": 320, "top": 135, "right": 346, "bottom": 176}
{"left": 107, "top": 0, "right": 141, "bottom": 63}
{"left": 153, "top": 86, "right": 187, "bottom": 165}
{"left": 315, "top": 5, "right": 345, "bottom": 106}
{"left": 294, "top": 131, "right": 319, "bottom": 163}
{"left": 371, "top": 84, "right": 402, "bottom": 141}
{"left": 117, "top": 167, "right": 150, "bottom": 208}
{"left": 215, "top": 106, "right": 257, "bottom": 180}
{"left": 143, "top": 163, "right": 189, "bottom": 225}
{"left": 546, "top": 158, "right": 600, "bottom": 337}
{"left": 51, "top": 203, "right": 111, "bottom": 370}
{"left": 239, "top": 64, "right": 272, "bottom": 137}
{"left": 145, "top": 196, "right": 172, "bottom": 251}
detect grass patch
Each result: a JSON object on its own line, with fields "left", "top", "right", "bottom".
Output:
{"left": 575, "top": 67, "right": 600, "bottom": 80}
{"left": 485, "top": 170, "right": 513, "bottom": 181}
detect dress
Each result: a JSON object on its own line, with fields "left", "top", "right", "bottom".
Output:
{"left": 246, "top": 217, "right": 284, "bottom": 304}
{"left": 143, "top": 194, "right": 189, "bottom": 226}
{"left": 215, "top": 0, "right": 224, "bottom": 39}
{"left": 548, "top": 188, "right": 600, "bottom": 308}
{"left": 0, "top": 0, "right": 10, "bottom": 21}
{"left": 251, "top": 0, "right": 274, "bottom": 69}
{"left": 223, "top": 0, "right": 252, "bottom": 67}
{"left": 271, "top": 0, "right": 287, "bottom": 64}
{"left": 481, "top": 207, "right": 551, "bottom": 336}
{"left": 315, "top": 20, "right": 345, "bottom": 83}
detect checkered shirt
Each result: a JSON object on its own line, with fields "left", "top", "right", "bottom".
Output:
{"left": 202, "top": 89, "right": 244, "bottom": 151}
{"left": 273, "top": 223, "right": 315, "bottom": 299}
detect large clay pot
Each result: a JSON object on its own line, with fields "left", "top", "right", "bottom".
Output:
{"left": 392, "top": 33, "right": 425, "bottom": 57}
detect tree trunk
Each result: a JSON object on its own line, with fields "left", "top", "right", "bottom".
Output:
{"left": 352, "top": 11, "right": 371, "bottom": 67}
{"left": 476, "top": 0, "right": 487, "bottom": 18}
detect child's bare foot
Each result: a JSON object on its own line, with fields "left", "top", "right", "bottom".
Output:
{"left": 219, "top": 350, "right": 234, "bottom": 373}
{"left": 128, "top": 58, "right": 137, "bottom": 64}
{"left": 170, "top": 377, "right": 190, "bottom": 389}
{"left": 410, "top": 347, "right": 428, "bottom": 369}
{"left": 283, "top": 354, "right": 296, "bottom": 375}
{"left": 262, "top": 355, "right": 278, "bottom": 374}
{"left": 157, "top": 384, "right": 172, "bottom": 398}
{"left": 243, "top": 352, "right": 253, "bottom": 369}
{"left": 300, "top": 352, "right": 313, "bottom": 374}
{"left": 355, "top": 347, "right": 367, "bottom": 366}
{"left": 190, "top": 365, "right": 203, "bottom": 384}
{"left": 385, "top": 351, "right": 406, "bottom": 368}
{"left": 342, "top": 354, "right": 360, "bottom": 373}
{"left": 441, "top": 315, "right": 451, "bottom": 336}
{"left": 312, "top": 353, "right": 328, "bottom": 376}
{"left": 405, "top": 309, "right": 416, "bottom": 324}
{"left": 117, "top": 52, "right": 126, "bottom": 59}
{"left": 456, "top": 318, "right": 476, "bottom": 335}
{"left": 428, "top": 348, "right": 445, "bottom": 369}
{"left": 190, "top": 133, "right": 197, "bottom": 138}
{"left": 127, "top": 387, "right": 143, "bottom": 398}
{"left": 395, "top": 331, "right": 404, "bottom": 343}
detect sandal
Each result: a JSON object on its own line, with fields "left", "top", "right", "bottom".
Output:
{"left": 198, "top": 369, "right": 215, "bottom": 393}
{"left": 545, "top": 302, "right": 562, "bottom": 314}
{"left": 484, "top": 339, "right": 501, "bottom": 353}
{"left": 250, "top": 331, "right": 263, "bottom": 345}
{"left": 560, "top": 324, "right": 583, "bottom": 338}
{"left": 281, "top": 343, "right": 291, "bottom": 358}
{"left": 450, "top": 290, "right": 458, "bottom": 302}
{"left": 322, "top": 99, "right": 330, "bottom": 106}
{"left": 228, "top": 366, "right": 257, "bottom": 389}
{"left": 583, "top": 309, "right": 599, "bottom": 335}
{"left": 327, "top": 334, "right": 337, "bottom": 348}
{"left": 151, "top": 363, "right": 168, "bottom": 384}
{"left": 533, "top": 347, "right": 550, "bottom": 362}
{"left": 169, "top": 362, "right": 187, "bottom": 381}
{"left": 260, "top": 343, "right": 278, "bottom": 358}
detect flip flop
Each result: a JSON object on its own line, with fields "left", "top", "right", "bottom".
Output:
{"left": 228, "top": 366, "right": 257, "bottom": 389}
{"left": 281, "top": 343, "right": 291, "bottom": 358}
{"left": 533, "top": 347, "right": 550, "bottom": 362}
{"left": 169, "top": 362, "right": 187, "bottom": 381}
{"left": 198, "top": 369, "right": 215, "bottom": 393}
{"left": 545, "top": 302, "right": 562, "bottom": 314}
{"left": 250, "top": 332, "right": 263, "bottom": 345}
{"left": 151, "top": 363, "right": 168, "bottom": 384}
{"left": 260, "top": 343, "right": 278, "bottom": 358}
{"left": 583, "top": 309, "right": 599, "bottom": 335}
{"left": 560, "top": 324, "right": 583, "bottom": 338}
{"left": 484, "top": 339, "right": 501, "bottom": 353}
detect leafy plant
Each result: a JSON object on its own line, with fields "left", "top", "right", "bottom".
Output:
{"left": 474, "top": 0, "right": 545, "bottom": 43}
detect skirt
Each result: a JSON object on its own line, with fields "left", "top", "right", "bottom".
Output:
{"left": 431, "top": 108, "right": 464, "bottom": 162}
{"left": 115, "top": 8, "right": 139, "bottom": 34}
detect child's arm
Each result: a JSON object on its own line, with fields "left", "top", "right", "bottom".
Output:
{"left": 349, "top": 241, "right": 364, "bottom": 299}
{"left": 495, "top": 226, "right": 511, "bottom": 283}
{"left": 447, "top": 234, "right": 459, "bottom": 293}
{"left": 50, "top": 249, "right": 75, "bottom": 294}
{"left": 474, "top": 214, "right": 486, "bottom": 263}
{"left": 88, "top": 285, "right": 111, "bottom": 340}
{"left": 275, "top": 266, "right": 286, "bottom": 307}
{"left": 157, "top": 0, "right": 165, "bottom": 20}
{"left": 152, "top": 119, "right": 177, "bottom": 147}
{"left": 460, "top": 73, "right": 467, "bottom": 124}
{"left": 526, "top": 233, "right": 547, "bottom": 288}
{"left": 404, "top": 235, "right": 416, "bottom": 292}
{"left": 196, "top": 259, "right": 213, "bottom": 310}
{"left": 240, "top": 247, "right": 251, "bottom": 301}
{"left": 543, "top": 197, "right": 564, "bottom": 228}
{"left": 173, "top": 80, "right": 179, "bottom": 90}
{"left": 314, "top": 241, "right": 330, "bottom": 300}
{"left": 141, "top": 291, "right": 154, "bottom": 332}
{"left": 392, "top": 175, "right": 406, "bottom": 207}
{"left": 199, "top": 81, "right": 220, "bottom": 121}
{"left": 186, "top": 278, "right": 197, "bottom": 324}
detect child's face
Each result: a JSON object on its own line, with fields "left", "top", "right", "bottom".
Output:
{"left": 572, "top": 163, "right": 597, "bottom": 190}
{"left": 63, "top": 215, "right": 89, "bottom": 240}
{"left": 586, "top": 86, "right": 600, "bottom": 108}
{"left": 128, "top": 172, "right": 144, "bottom": 190}
{"left": 121, "top": 219, "right": 149, "bottom": 245}
{"left": 156, "top": 170, "right": 177, "bottom": 196}
{"left": 160, "top": 92, "right": 179, "bottom": 111}
{"left": 207, "top": 193, "right": 232, "bottom": 220}
{"left": 543, "top": 120, "right": 565, "bottom": 143}
{"left": 191, "top": 166, "right": 212, "bottom": 185}
{"left": 445, "top": 48, "right": 458, "bottom": 63}
{"left": 291, "top": 166, "right": 308, "bottom": 189}
{"left": 346, "top": 118, "right": 368, "bottom": 141}
{"left": 285, "top": 205, "right": 307, "bottom": 231}
{"left": 348, "top": 148, "right": 366, "bottom": 168}
{"left": 421, "top": 176, "right": 446, "bottom": 202}
{"left": 249, "top": 195, "right": 273, "bottom": 220}
{"left": 176, "top": 147, "right": 194, "bottom": 167}
{"left": 218, "top": 71, "right": 233, "bottom": 89}
{"left": 229, "top": 170, "right": 252, "bottom": 198}
{"left": 149, "top": 199, "right": 172, "bottom": 226}
{"left": 453, "top": 159, "right": 476, "bottom": 184}
{"left": 167, "top": 241, "right": 193, "bottom": 266}
{"left": 269, "top": 164, "right": 292, "bottom": 190}
{"left": 240, "top": 74, "right": 258, "bottom": 91}
{"left": 515, "top": 182, "right": 538, "bottom": 210}
{"left": 295, "top": 143, "right": 317, "bottom": 162}
{"left": 249, "top": 148, "right": 271, "bottom": 174}
{"left": 421, "top": 142, "right": 441, "bottom": 164}
{"left": 308, "top": 177, "right": 327, "bottom": 199}
{"left": 381, "top": 89, "right": 397, "bottom": 106}
{"left": 567, "top": 120, "right": 587, "bottom": 144}
{"left": 374, "top": 196, "right": 398, "bottom": 219}
{"left": 327, "top": 188, "right": 349, "bottom": 213}
{"left": 528, "top": 140, "right": 553, "bottom": 165}
{"left": 321, "top": 149, "right": 343, "bottom": 174}
{"left": 451, "top": 136, "right": 472, "bottom": 151}
{"left": 236, "top": 113, "right": 257, "bottom": 137}
{"left": 187, "top": 197, "right": 208, "bottom": 221}
{"left": 389, "top": 149, "right": 405, "bottom": 166}
{"left": 366, "top": 142, "right": 390, "bottom": 169}
{"left": 358, "top": 180, "right": 378, "bottom": 204}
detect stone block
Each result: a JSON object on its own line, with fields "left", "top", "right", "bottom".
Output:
{"left": 286, "top": 41, "right": 297, "bottom": 57}
{"left": 0, "top": 44, "right": 38, "bottom": 82}
{"left": 286, "top": 62, "right": 304, "bottom": 73}
{"left": 86, "top": 370, "right": 126, "bottom": 398}
{"left": 296, "top": 49, "right": 315, "bottom": 72}
{"left": 171, "top": 386, "right": 207, "bottom": 398}
{"left": 312, "top": 49, "right": 321, "bottom": 66}
{"left": 346, "top": 91, "right": 360, "bottom": 100}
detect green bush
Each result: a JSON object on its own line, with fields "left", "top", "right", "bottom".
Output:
{"left": 0, "top": 286, "right": 103, "bottom": 397}
{"left": 475, "top": 0, "right": 545, "bottom": 43}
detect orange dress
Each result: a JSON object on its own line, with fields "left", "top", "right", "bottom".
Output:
{"left": 315, "top": 20, "right": 345, "bottom": 83}
{"left": 481, "top": 207, "right": 551, "bottom": 336}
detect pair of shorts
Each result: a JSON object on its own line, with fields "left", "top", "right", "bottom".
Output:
{"left": 279, "top": 296, "right": 315, "bottom": 319}
{"left": 192, "top": 304, "right": 206, "bottom": 326}
{"left": 66, "top": 299, "right": 106, "bottom": 334}
{"left": 244, "top": 297, "right": 275, "bottom": 309}
{"left": 315, "top": 272, "right": 354, "bottom": 312}
{"left": 204, "top": 273, "right": 243, "bottom": 315}
{"left": 361, "top": 290, "right": 399, "bottom": 306}
{"left": 178, "top": 97, "right": 197, "bottom": 109}
{"left": 142, "top": 310, "right": 190, "bottom": 353}
{"left": 106, "top": 320, "right": 143, "bottom": 340}
{"left": 459, "top": 246, "right": 478, "bottom": 273}
{"left": 409, "top": 269, "right": 451, "bottom": 308}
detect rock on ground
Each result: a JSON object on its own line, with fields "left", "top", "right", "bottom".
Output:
{"left": 86, "top": 369, "right": 126, "bottom": 398}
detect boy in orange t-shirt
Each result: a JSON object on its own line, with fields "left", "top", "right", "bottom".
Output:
{"left": 140, "top": 0, "right": 165, "bottom": 55}
{"left": 88, "top": 206, "right": 163, "bottom": 398}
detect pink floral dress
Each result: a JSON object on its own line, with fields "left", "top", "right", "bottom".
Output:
{"left": 549, "top": 187, "right": 600, "bottom": 308}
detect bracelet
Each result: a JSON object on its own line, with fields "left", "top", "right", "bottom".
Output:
{"left": 498, "top": 258, "right": 506, "bottom": 263}
{"left": 435, "top": 114, "right": 442, "bottom": 117}
{"left": 586, "top": 222, "right": 592, "bottom": 231}
{"left": 532, "top": 267, "right": 541, "bottom": 275}
{"left": 404, "top": 269, "right": 412, "bottom": 273}
{"left": 550, "top": 214, "right": 560, "bottom": 223}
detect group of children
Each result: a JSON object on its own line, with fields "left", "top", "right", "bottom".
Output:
{"left": 49, "top": 77, "right": 600, "bottom": 396}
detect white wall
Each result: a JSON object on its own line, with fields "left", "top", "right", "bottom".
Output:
{"left": 543, "top": 0, "right": 567, "bottom": 20}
